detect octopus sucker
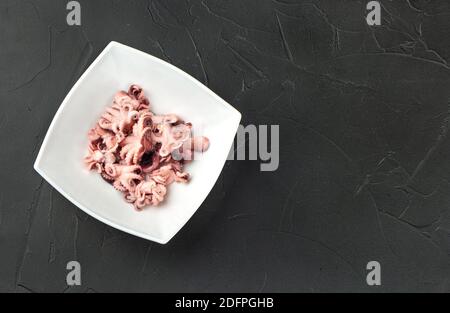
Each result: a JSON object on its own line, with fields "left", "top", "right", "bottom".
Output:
{"left": 84, "top": 84, "right": 210, "bottom": 210}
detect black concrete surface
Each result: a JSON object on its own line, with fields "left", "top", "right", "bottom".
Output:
{"left": 1, "top": 0, "right": 450, "bottom": 292}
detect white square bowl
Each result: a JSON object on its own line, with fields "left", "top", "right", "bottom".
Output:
{"left": 34, "top": 41, "right": 241, "bottom": 244}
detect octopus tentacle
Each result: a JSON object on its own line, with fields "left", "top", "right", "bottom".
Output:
{"left": 84, "top": 148, "right": 104, "bottom": 173}
{"left": 142, "top": 152, "right": 160, "bottom": 173}
{"left": 133, "top": 180, "right": 167, "bottom": 210}
{"left": 151, "top": 122, "right": 191, "bottom": 157}
{"left": 104, "top": 164, "right": 143, "bottom": 192}
{"left": 128, "top": 84, "right": 150, "bottom": 111}
{"left": 99, "top": 104, "right": 139, "bottom": 135}
{"left": 119, "top": 127, "right": 153, "bottom": 165}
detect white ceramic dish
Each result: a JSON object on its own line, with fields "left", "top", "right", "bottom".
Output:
{"left": 34, "top": 41, "right": 241, "bottom": 244}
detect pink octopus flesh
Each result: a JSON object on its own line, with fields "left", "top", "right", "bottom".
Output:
{"left": 84, "top": 85, "right": 210, "bottom": 210}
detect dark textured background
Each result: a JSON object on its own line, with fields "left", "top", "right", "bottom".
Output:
{"left": 1, "top": 0, "right": 450, "bottom": 293}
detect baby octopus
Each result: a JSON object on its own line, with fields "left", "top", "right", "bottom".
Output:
{"left": 84, "top": 85, "right": 210, "bottom": 210}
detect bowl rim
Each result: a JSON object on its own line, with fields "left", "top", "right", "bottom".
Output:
{"left": 34, "top": 41, "right": 241, "bottom": 244}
